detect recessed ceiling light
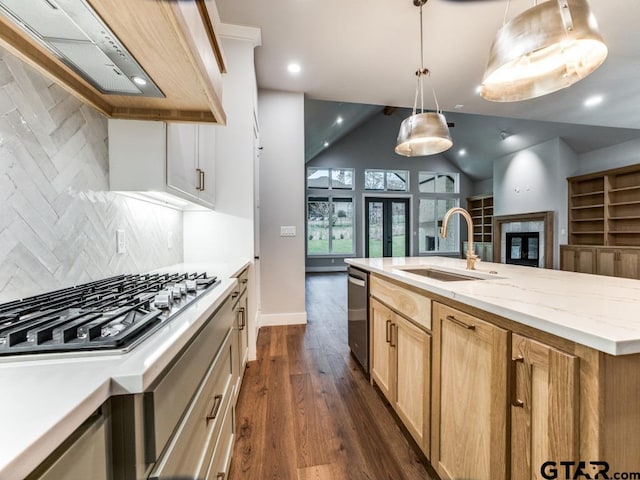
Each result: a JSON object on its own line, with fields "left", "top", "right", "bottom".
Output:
{"left": 131, "top": 76, "right": 147, "bottom": 86}
{"left": 459, "top": 148, "right": 467, "bottom": 156}
{"left": 336, "top": 116, "right": 343, "bottom": 125}
{"left": 287, "top": 63, "right": 301, "bottom": 74}
{"left": 323, "top": 141, "right": 329, "bottom": 148}
{"left": 584, "top": 95, "right": 604, "bottom": 108}
{"left": 454, "top": 104, "right": 464, "bottom": 109}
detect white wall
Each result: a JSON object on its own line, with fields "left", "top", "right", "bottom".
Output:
{"left": 575, "top": 137, "right": 640, "bottom": 176}
{"left": 257, "top": 89, "right": 306, "bottom": 325}
{"left": 493, "top": 137, "right": 578, "bottom": 268}
{"left": 472, "top": 178, "right": 493, "bottom": 196}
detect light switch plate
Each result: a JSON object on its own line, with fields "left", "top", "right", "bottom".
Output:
{"left": 116, "top": 229, "right": 126, "bottom": 254}
{"left": 280, "top": 226, "right": 296, "bottom": 237}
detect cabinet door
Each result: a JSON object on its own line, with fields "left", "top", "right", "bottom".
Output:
{"left": 597, "top": 248, "right": 616, "bottom": 277}
{"left": 511, "top": 334, "right": 579, "bottom": 480}
{"left": 617, "top": 250, "right": 640, "bottom": 279}
{"left": 432, "top": 303, "right": 508, "bottom": 480}
{"left": 197, "top": 124, "right": 216, "bottom": 207}
{"left": 395, "top": 315, "right": 430, "bottom": 455}
{"left": 167, "top": 123, "right": 199, "bottom": 199}
{"left": 560, "top": 246, "right": 576, "bottom": 272}
{"left": 576, "top": 248, "right": 596, "bottom": 274}
{"left": 370, "top": 299, "right": 395, "bottom": 403}
{"left": 28, "top": 410, "right": 109, "bottom": 480}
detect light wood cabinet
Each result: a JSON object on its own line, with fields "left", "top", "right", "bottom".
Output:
{"left": 596, "top": 248, "right": 640, "bottom": 279}
{"left": 370, "top": 298, "right": 395, "bottom": 403}
{"left": 431, "top": 302, "right": 508, "bottom": 480}
{"left": 560, "top": 245, "right": 596, "bottom": 274}
{"left": 561, "top": 245, "right": 640, "bottom": 279}
{"left": 510, "top": 334, "right": 579, "bottom": 479}
{"left": 365, "top": 271, "right": 640, "bottom": 479}
{"left": 370, "top": 298, "right": 431, "bottom": 454}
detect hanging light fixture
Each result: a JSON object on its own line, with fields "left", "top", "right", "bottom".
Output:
{"left": 480, "top": 0, "right": 608, "bottom": 102}
{"left": 395, "top": 0, "right": 452, "bottom": 157}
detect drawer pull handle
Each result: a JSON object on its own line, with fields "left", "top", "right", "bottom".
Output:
{"left": 390, "top": 323, "right": 397, "bottom": 348}
{"left": 241, "top": 278, "right": 248, "bottom": 284}
{"left": 386, "top": 319, "right": 391, "bottom": 343}
{"left": 201, "top": 169, "right": 205, "bottom": 191}
{"left": 446, "top": 314, "right": 476, "bottom": 330}
{"left": 511, "top": 356, "right": 524, "bottom": 408}
{"left": 239, "top": 307, "right": 246, "bottom": 330}
{"left": 206, "top": 394, "right": 223, "bottom": 425}
{"left": 196, "top": 168, "right": 203, "bottom": 191}
{"left": 217, "top": 473, "right": 225, "bottom": 480}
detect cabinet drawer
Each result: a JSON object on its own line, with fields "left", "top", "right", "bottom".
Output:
{"left": 145, "top": 297, "right": 234, "bottom": 461}
{"left": 370, "top": 274, "right": 431, "bottom": 330}
{"left": 202, "top": 400, "right": 235, "bottom": 480}
{"left": 149, "top": 332, "right": 234, "bottom": 479}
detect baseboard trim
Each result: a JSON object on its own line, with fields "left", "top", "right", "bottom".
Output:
{"left": 305, "top": 266, "right": 347, "bottom": 273}
{"left": 259, "top": 311, "right": 307, "bottom": 327}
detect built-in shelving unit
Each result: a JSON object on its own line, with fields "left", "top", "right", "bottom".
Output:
{"left": 467, "top": 194, "right": 493, "bottom": 244}
{"left": 568, "top": 164, "right": 640, "bottom": 247}
{"left": 564, "top": 165, "right": 640, "bottom": 279}
{"left": 465, "top": 194, "right": 493, "bottom": 262}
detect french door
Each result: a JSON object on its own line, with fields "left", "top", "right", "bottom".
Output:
{"left": 365, "top": 197, "right": 410, "bottom": 257}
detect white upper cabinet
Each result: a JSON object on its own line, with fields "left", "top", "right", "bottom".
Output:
{"left": 109, "top": 119, "right": 216, "bottom": 210}
{"left": 167, "top": 123, "right": 199, "bottom": 199}
{"left": 196, "top": 124, "right": 217, "bottom": 207}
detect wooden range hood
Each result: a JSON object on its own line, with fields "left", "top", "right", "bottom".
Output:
{"left": 0, "top": 0, "right": 226, "bottom": 124}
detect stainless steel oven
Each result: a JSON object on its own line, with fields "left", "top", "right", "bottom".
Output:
{"left": 347, "top": 266, "right": 369, "bottom": 373}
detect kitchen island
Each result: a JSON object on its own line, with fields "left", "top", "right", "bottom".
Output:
{"left": 346, "top": 256, "right": 640, "bottom": 480}
{"left": 0, "top": 260, "right": 250, "bottom": 480}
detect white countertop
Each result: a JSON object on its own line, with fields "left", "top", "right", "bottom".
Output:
{"left": 346, "top": 257, "right": 640, "bottom": 356}
{"left": 0, "top": 260, "right": 250, "bottom": 480}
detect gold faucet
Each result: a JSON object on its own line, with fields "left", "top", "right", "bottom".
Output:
{"left": 440, "top": 207, "right": 480, "bottom": 270}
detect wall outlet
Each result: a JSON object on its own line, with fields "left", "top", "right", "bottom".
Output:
{"left": 280, "top": 226, "right": 296, "bottom": 237}
{"left": 168, "top": 231, "right": 174, "bottom": 249}
{"left": 116, "top": 229, "right": 126, "bottom": 254}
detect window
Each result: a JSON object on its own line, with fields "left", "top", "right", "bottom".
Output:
{"left": 417, "top": 171, "right": 460, "bottom": 254}
{"left": 307, "top": 196, "right": 354, "bottom": 255}
{"left": 364, "top": 169, "right": 409, "bottom": 191}
{"left": 419, "top": 198, "right": 459, "bottom": 253}
{"left": 307, "top": 167, "right": 354, "bottom": 190}
{"left": 418, "top": 172, "right": 459, "bottom": 193}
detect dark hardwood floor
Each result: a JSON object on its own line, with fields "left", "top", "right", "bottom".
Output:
{"left": 227, "top": 272, "right": 435, "bottom": 480}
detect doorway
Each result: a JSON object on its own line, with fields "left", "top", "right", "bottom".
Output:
{"left": 365, "top": 197, "right": 410, "bottom": 257}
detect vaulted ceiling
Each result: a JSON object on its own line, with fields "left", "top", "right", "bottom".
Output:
{"left": 217, "top": 0, "right": 640, "bottom": 180}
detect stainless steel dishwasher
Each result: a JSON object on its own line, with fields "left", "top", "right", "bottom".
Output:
{"left": 347, "top": 266, "right": 369, "bottom": 373}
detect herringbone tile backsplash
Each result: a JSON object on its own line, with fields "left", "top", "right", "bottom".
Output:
{"left": 0, "top": 45, "right": 184, "bottom": 303}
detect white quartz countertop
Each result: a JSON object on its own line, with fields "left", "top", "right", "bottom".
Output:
{"left": 0, "top": 259, "right": 250, "bottom": 480}
{"left": 346, "top": 257, "right": 640, "bottom": 356}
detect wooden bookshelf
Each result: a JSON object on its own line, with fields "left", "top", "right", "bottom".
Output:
{"left": 467, "top": 194, "right": 493, "bottom": 244}
{"left": 568, "top": 164, "right": 640, "bottom": 247}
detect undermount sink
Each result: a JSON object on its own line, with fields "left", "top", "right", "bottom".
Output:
{"left": 398, "top": 268, "right": 485, "bottom": 282}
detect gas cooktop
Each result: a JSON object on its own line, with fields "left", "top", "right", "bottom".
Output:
{"left": 0, "top": 272, "right": 219, "bottom": 357}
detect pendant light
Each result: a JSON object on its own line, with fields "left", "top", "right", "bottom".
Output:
{"left": 480, "top": 0, "right": 608, "bottom": 102}
{"left": 395, "top": 0, "right": 452, "bottom": 157}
